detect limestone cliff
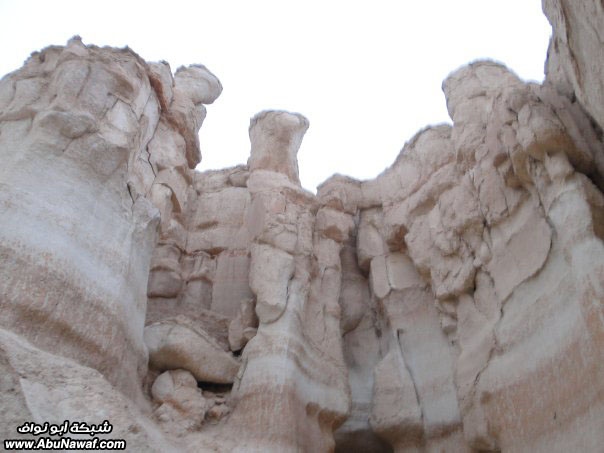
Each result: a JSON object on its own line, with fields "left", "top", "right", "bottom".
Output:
{"left": 1, "top": 2, "right": 603, "bottom": 452}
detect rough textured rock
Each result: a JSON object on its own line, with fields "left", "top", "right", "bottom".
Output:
{"left": 2, "top": 3, "right": 604, "bottom": 450}
{"left": 221, "top": 111, "right": 350, "bottom": 452}
{"left": 0, "top": 37, "right": 165, "bottom": 407}
{"left": 543, "top": 0, "right": 604, "bottom": 130}
{"left": 145, "top": 316, "right": 240, "bottom": 384}
{"left": 0, "top": 38, "right": 223, "bottom": 450}
{"left": 247, "top": 110, "right": 308, "bottom": 185}
{"left": 228, "top": 297, "right": 258, "bottom": 352}
{"left": 151, "top": 369, "right": 209, "bottom": 435}
{"left": 0, "top": 328, "right": 180, "bottom": 451}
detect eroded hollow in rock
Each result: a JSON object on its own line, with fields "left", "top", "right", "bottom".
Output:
{"left": 197, "top": 381, "right": 233, "bottom": 394}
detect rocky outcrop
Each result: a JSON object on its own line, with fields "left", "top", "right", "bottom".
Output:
{"left": 0, "top": 37, "right": 160, "bottom": 405}
{"left": 0, "top": 37, "right": 223, "bottom": 449}
{"left": 1, "top": 1, "right": 604, "bottom": 451}
{"left": 145, "top": 316, "right": 240, "bottom": 384}
{"left": 542, "top": 0, "right": 604, "bottom": 188}
{"left": 543, "top": 0, "right": 604, "bottom": 129}
{"left": 222, "top": 111, "right": 350, "bottom": 452}
{"left": 151, "top": 369, "right": 209, "bottom": 435}
{"left": 0, "top": 328, "right": 180, "bottom": 452}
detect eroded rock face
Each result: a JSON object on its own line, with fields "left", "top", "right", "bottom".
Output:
{"left": 2, "top": 2, "right": 604, "bottom": 450}
{"left": 223, "top": 111, "right": 350, "bottom": 452}
{"left": 145, "top": 316, "right": 240, "bottom": 384}
{"left": 0, "top": 38, "right": 223, "bottom": 450}
{"left": 151, "top": 369, "right": 209, "bottom": 435}
{"left": 543, "top": 0, "right": 604, "bottom": 130}
{"left": 0, "top": 38, "right": 166, "bottom": 406}
{"left": 0, "top": 328, "right": 181, "bottom": 452}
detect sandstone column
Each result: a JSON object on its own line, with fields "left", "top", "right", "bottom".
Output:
{"left": 223, "top": 111, "right": 350, "bottom": 452}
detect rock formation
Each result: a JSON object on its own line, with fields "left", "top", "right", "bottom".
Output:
{"left": 1, "top": 1, "right": 603, "bottom": 451}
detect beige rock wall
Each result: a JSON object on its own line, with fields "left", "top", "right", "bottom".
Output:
{"left": 542, "top": 0, "right": 604, "bottom": 188}
{"left": 0, "top": 37, "right": 221, "bottom": 449}
{"left": 328, "top": 58, "right": 604, "bottom": 452}
{"left": 0, "top": 38, "right": 163, "bottom": 405}
{"left": 218, "top": 111, "right": 350, "bottom": 452}
{"left": 2, "top": 1, "right": 604, "bottom": 451}
{"left": 543, "top": 0, "right": 604, "bottom": 130}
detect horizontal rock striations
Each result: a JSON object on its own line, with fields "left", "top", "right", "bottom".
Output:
{"left": 1, "top": 1, "right": 604, "bottom": 451}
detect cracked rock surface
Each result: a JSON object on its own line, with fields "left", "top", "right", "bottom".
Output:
{"left": 1, "top": 2, "right": 604, "bottom": 450}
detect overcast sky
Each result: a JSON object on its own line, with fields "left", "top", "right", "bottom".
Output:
{"left": 0, "top": 1, "right": 552, "bottom": 192}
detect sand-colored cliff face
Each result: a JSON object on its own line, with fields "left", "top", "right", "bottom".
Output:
{"left": 1, "top": 2, "right": 604, "bottom": 452}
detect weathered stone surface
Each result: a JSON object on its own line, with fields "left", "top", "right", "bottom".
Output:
{"left": 543, "top": 0, "right": 604, "bottom": 131}
{"left": 2, "top": 6, "right": 604, "bottom": 450}
{"left": 228, "top": 298, "right": 258, "bottom": 352}
{"left": 315, "top": 207, "right": 355, "bottom": 242}
{"left": 0, "top": 38, "right": 165, "bottom": 406}
{"left": 247, "top": 110, "right": 309, "bottom": 185}
{"left": 0, "top": 328, "right": 181, "bottom": 451}
{"left": 249, "top": 243, "right": 295, "bottom": 324}
{"left": 211, "top": 251, "right": 254, "bottom": 318}
{"left": 357, "top": 207, "right": 387, "bottom": 272}
{"left": 370, "top": 255, "right": 391, "bottom": 300}
{"left": 151, "top": 369, "right": 209, "bottom": 435}
{"left": 336, "top": 242, "right": 388, "bottom": 453}
{"left": 221, "top": 109, "right": 351, "bottom": 453}
{"left": 145, "top": 316, "right": 240, "bottom": 384}
{"left": 370, "top": 348, "right": 423, "bottom": 450}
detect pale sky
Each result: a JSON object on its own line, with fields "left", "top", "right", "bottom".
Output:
{"left": 0, "top": 1, "right": 552, "bottom": 192}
